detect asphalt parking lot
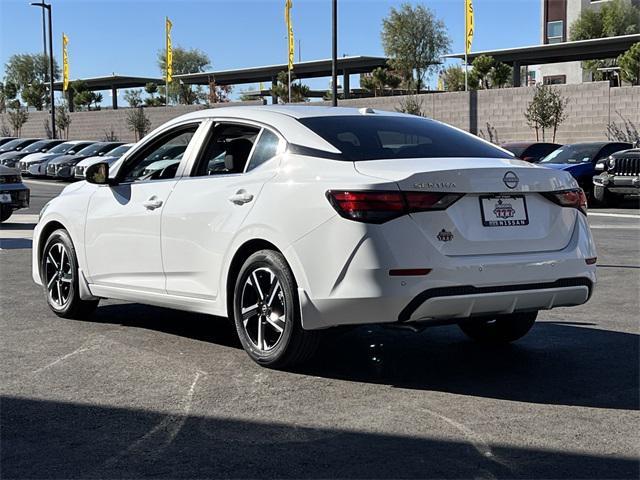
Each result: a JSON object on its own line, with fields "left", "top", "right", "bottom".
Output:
{"left": 1, "top": 179, "right": 639, "bottom": 479}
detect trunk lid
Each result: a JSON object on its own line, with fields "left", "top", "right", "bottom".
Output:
{"left": 355, "top": 157, "right": 580, "bottom": 256}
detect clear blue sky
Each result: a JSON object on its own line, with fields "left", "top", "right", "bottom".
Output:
{"left": 0, "top": 0, "right": 541, "bottom": 103}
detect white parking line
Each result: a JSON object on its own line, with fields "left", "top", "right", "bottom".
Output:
{"left": 588, "top": 212, "right": 640, "bottom": 219}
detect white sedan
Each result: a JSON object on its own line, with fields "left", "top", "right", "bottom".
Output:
{"left": 32, "top": 106, "right": 597, "bottom": 368}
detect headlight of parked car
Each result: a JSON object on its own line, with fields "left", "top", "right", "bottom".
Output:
{"left": 609, "top": 157, "right": 616, "bottom": 169}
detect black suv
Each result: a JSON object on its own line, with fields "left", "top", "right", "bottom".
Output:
{"left": 593, "top": 148, "right": 640, "bottom": 207}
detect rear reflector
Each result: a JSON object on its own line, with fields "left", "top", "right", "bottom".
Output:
{"left": 326, "top": 190, "right": 462, "bottom": 224}
{"left": 542, "top": 188, "right": 588, "bottom": 215}
{"left": 389, "top": 268, "right": 432, "bottom": 276}
{"left": 585, "top": 257, "right": 597, "bottom": 265}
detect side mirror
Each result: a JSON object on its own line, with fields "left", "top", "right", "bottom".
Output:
{"left": 522, "top": 156, "right": 536, "bottom": 162}
{"left": 85, "top": 162, "right": 111, "bottom": 185}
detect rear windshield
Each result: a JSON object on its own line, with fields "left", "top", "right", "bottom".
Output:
{"left": 297, "top": 116, "right": 511, "bottom": 161}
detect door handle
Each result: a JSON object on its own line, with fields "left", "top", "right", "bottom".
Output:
{"left": 142, "top": 196, "right": 163, "bottom": 210}
{"left": 228, "top": 190, "right": 254, "bottom": 205}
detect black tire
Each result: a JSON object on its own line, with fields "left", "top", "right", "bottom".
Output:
{"left": 233, "top": 250, "right": 320, "bottom": 368}
{"left": 593, "top": 185, "right": 621, "bottom": 208}
{"left": 0, "top": 205, "right": 12, "bottom": 222}
{"left": 41, "top": 229, "right": 99, "bottom": 319}
{"left": 458, "top": 311, "right": 537, "bottom": 344}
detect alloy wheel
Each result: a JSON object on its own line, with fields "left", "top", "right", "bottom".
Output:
{"left": 44, "top": 242, "right": 73, "bottom": 308}
{"left": 240, "top": 267, "right": 287, "bottom": 351}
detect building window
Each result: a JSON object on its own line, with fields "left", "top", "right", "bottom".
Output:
{"left": 543, "top": 75, "right": 566, "bottom": 85}
{"left": 547, "top": 20, "right": 564, "bottom": 43}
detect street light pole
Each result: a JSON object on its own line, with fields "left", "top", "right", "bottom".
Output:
{"left": 31, "top": 1, "right": 56, "bottom": 138}
{"left": 331, "top": 0, "right": 338, "bottom": 107}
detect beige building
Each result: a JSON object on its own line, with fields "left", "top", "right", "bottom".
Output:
{"left": 538, "top": 0, "right": 639, "bottom": 84}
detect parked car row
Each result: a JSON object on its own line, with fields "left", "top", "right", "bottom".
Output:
{"left": 502, "top": 140, "right": 638, "bottom": 205}
{"left": 0, "top": 136, "right": 135, "bottom": 181}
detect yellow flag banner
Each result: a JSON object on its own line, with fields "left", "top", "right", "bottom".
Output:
{"left": 62, "top": 33, "right": 69, "bottom": 92}
{"left": 465, "top": 0, "right": 474, "bottom": 54}
{"left": 285, "top": 0, "right": 294, "bottom": 71}
{"left": 166, "top": 17, "right": 173, "bottom": 83}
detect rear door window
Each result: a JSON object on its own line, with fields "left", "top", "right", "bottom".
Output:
{"left": 246, "top": 130, "right": 281, "bottom": 172}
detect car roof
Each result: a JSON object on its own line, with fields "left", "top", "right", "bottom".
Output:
{"left": 164, "top": 106, "right": 414, "bottom": 154}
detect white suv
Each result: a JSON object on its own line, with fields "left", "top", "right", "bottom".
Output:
{"left": 33, "top": 106, "right": 597, "bottom": 368}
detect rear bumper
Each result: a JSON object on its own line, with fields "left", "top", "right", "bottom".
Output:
{"left": 293, "top": 212, "right": 597, "bottom": 330}
{"left": 0, "top": 185, "right": 30, "bottom": 209}
{"left": 398, "top": 278, "right": 591, "bottom": 322}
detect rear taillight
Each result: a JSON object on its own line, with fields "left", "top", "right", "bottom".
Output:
{"left": 326, "top": 190, "right": 462, "bottom": 224}
{"left": 543, "top": 188, "right": 587, "bottom": 215}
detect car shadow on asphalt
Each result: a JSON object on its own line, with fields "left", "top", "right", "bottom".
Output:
{"left": 93, "top": 303, "right": 242, "bottom": 349}
{"left": 300, "top": 321, "right": 639, "bottom": 411}
{"left": 2, "top": 395, "right": 638, "bottom": 479}
{"left": 89, "top": 304, "right": 638, "bottom": 411}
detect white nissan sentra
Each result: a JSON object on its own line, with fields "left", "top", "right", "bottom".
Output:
{"left": 32, "top": 106, "right": 597, "bottom": 368}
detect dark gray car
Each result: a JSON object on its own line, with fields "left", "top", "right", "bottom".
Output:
{"left": 47, "top": 142, "right": 124, "bottom": 179}
{"left": 0, "top": 165, "right": 30, "bottom": 222}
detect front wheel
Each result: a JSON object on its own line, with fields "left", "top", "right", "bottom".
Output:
{"left": 593, "top": 185, "right": 621, "bottom": 207}
{"left": 233, "top": 250, "right": 320, "bottom": 368}
{"left": 458, "top": 311, "right": 537, "bottom": 344}
{"left": 41, "top": 229, "right": 99, "bottom": 319}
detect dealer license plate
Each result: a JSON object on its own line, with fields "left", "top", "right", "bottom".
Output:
{"left": 480, "top": 195, "right": 529, "bottom": 227}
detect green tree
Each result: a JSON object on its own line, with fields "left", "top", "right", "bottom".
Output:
{"left": 381, "top": 3, "right": 450, "bottom": 93}
{"left": 270, "top": 71, "right": 310, "bottom": 103}
{"left": 360, "top": 67, "right": 402, "bottom": 96}
{"left": 570, "top": 0, "right": 639, "bottom": 40}
{"left": 157, "top": 47, "right": 210, "bottom": 104}
{"left": 618, "top": 42, "right": 640, "bottom": 85}
{"left": 55, "top": 103, "right": 72, "bottom": 139}
{"left": 490, "top": 62, "right": 512, "bottom": 88}
{"left": 124, "top": 89, "right": 143, "bottom": 108}
{"left": 569, "top": 0, "right": 640, "bottom": 79}
{"left": 4, "top": 53, "right": 60, "bottom": 110}
{"left": 524, "top": 85, "right": 569, "bottom": 142}
{"left": 396, "top": 95, "right": 425, "bottom": 116}
{"left": 143, "top": 82, "right": 166, "bottom": 106}
{"left": 7, "top": 104, "right": 29, "bottom": 136}
{"left": 440, "top": 65, "right": 465, "bottom": 91}
{"left": 71, "top": 81, "right": 102, "bottom": 111}
{"left": 469, "top": 55, "right": 512, "bottom": 89}
{"left": 126, "top": 107, "right": 151, "bottom": 141}
{"left": 471, "top": 55, "right": 495, "bottom": 89}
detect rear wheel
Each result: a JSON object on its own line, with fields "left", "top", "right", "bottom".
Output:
{"left": 458, "top": 311, "right": 537, "bottom": 344}
{"left": 41, "top": 229, "right": 99, "bottom": 319}
{"left": 0, "top": 205, "right": 12, "bottom": 222}
{"left": 233, "top": 250, "right": 320, "bottom": 368}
